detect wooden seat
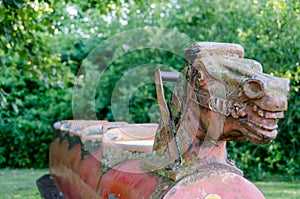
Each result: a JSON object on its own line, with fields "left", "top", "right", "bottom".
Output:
{"left": 102, "top": 123, "right": 158, "bottom": 153}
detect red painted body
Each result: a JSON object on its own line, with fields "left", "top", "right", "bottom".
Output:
{"left": 48, "top": 120, "right": 265, "bottom": 199}
{"left": 99, "top": 160, "right": 159, "bottom": 198}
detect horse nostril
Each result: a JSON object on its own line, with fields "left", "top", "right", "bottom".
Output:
{"left": 243, "top": 79, "right": 264, "bottom": 99}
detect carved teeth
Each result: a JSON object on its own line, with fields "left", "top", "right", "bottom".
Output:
{"left": 255, "top": 122, "right": 278, "bottom": 131}
{"left": 252, "top": 103, "right": 284, "bottom": 119}
{"left": 253, "top": 104, "right": 265, "bottom": 116}
{"left": 238, "top": 109, "right": 246, "bottom": 117}
{"left": 253, "top": 104, "right": 258, "bottom": 112}
{"left": 265, "top": 111, "right": 284, "bottom": 119}
{"left": 257, "top": 109, "right": 264, "bottom": 117}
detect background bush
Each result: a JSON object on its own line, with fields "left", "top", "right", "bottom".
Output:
{"left": 0, "top": 0, "right": 299, "bottom": 179}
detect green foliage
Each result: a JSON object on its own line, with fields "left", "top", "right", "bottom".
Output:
{"left": 0, "top": 0, "right": 74, "bottom": 168}
{"left": 0, "top": 65, "right": 73, "bottom": 167}
{"left": 0, "top": 0, "right": 299, "bottom": 180}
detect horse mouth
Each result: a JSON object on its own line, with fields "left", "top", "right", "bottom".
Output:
{"left": 239, "top": 104, "right": 284, "bottom": 144}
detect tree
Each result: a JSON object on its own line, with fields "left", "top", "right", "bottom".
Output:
{"left": 0, "top": 0, "right": 299, "bottom": 179}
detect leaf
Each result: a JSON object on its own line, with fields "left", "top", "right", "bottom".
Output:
{"left": 0, "top": 92, "right": 7, "bottom": 108}
{"left": 0, "top": 101, "right": 5, "bottom": 108}
{"left": 12, "top": 103, "right": 19, "bottom": 114}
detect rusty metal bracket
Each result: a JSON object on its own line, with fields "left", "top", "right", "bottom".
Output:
{"left": 155, "top": 70, "right": 180, "bottom": 120}
{"left": 155, "top": 69, "right": 182, "bottom": 169}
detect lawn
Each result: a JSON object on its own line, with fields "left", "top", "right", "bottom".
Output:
{"left": 0, "top": 169, "right": 299, "bottom": 199}
{"left": 255, "top": 181, "right": 300, "bottom": 199}
{"left": 0, "top": 169, "right": 48, "bottom": 199}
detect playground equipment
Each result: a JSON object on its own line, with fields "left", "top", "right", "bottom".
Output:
{"left": 37, "top": 42, "right": 289, "bottom": 199}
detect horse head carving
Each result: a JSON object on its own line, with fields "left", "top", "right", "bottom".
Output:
{"left": 143, "top": 42, "right": 289, "bottom": 180}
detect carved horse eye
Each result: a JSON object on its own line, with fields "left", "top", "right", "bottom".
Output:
{"left": 243, "top": 79, "right": 264, "bottom": 99}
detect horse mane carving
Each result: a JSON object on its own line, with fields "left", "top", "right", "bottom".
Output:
{"left": 143, "top": 42, "right": 289, "bottom": 180}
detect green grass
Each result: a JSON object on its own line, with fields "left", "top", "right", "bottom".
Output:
{"left": 255, "top": 182, "right": 300, "bottom": 199}
{"left": 0, "top": 169, "right": 299, "bottom": 199}
{"left": 0, "top": 169, "right": 48, "bottom": 199}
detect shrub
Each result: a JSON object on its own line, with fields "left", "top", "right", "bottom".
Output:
{"left": 0, "top": 0, "right": 299, "bottom": 179}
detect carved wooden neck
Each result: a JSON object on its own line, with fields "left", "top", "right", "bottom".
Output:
{"left": 183, "top": 140, "right": 228, "bottom": 165}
